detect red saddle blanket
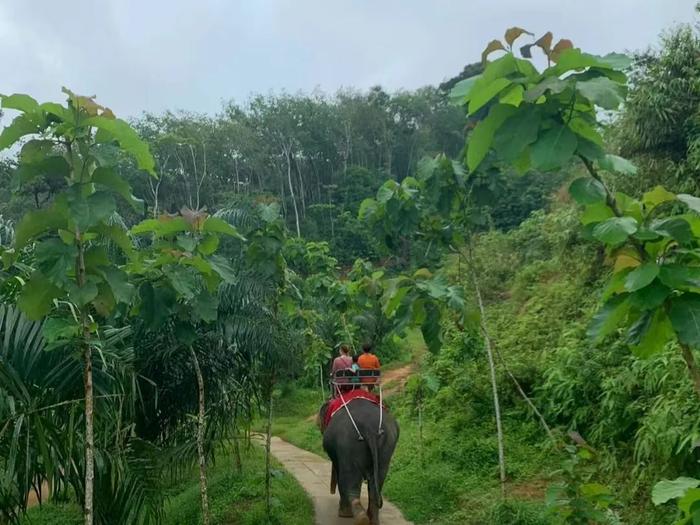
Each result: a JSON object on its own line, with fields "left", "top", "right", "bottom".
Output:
{"left": 323, "top": 389, "right": 383, "bottom": 429}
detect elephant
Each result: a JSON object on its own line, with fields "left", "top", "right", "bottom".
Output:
{"left": 319, "top": 397, "right": 399, "bottom": 525}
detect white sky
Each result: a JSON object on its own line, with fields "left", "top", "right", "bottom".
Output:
{"left": 0, "top": 0, "right": 696, "bottom": 118}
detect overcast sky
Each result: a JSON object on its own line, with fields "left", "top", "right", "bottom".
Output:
{"left": 0, "top": 0, "right": 696, "bottom": 119}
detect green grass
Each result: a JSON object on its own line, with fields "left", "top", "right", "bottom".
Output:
{"left": 19, "top": 446, "right": 313, "bottom": 525}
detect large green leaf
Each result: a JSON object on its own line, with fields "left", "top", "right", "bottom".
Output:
{"left": 581, "top": 202, "right": 615, "bottom": 225}
{"left": 92, "top": 167, "right": 143, "bottom": 211}
{"left": 659, "top": 265, "right": 700, "bottom": 291}
{"left": 132, "top": 216, "right": 189, "bottom": 237}
{"left": 598, "top": 154, "right": 637, "bottom": 175}
{"left": 678, "top": 194, "right": 700, "bottom": 213}
{"left": 14, "top": 205, "right": 67, "bottom": 248}
{"left": 100, "top": 266, "right": 134, "bottom": 304}
{"left": 467, "top": 104, "right": 516, "bottom": 171}
{"left": 468, "top": 78, "right": 512, "bottom": 114}
{"left": 1, "top": 93, "right": 40, "bottom": 113}
{"left": 67, "top": 190, "right": 117, "bottom": 231}
{"left": 164, "top": 265, "right": 199, "bottom": 300}
{"left": 0, "top": 113, "right": 43, "bottom": 150}
{"left": 421, "top": 301, "right": 442, "bottom": 354}
{"left": 650, "top": 217, "right": 693, "bottom": 244}
{"left": 624, "top": 263, "right": 659, "bottom": 292}
{"left": 569, "top": 177, "right": 606, "bottom": 205}
{"left": 568, "top": 117, "right": 604, "bottom": 146}
{"left": 17, "top": 272, "right": 62, "bottom": 320}
{"left": 138, "top": 282, "right": 176, "bottom": 329}
{"left": 669, "top": 294, "right": 700, "bottom": 347}
{"left": 592, "top": 217, "right": 638, "bottom": 245}
{"left": 84, "top": 115, "right": 156, "bottom": 175}
{"left": 202, "top": 217, "right": 245, "bottom": 240}
{"left": 449, "top": 76, "right": 480, "bottom": 104}
{"left": 576, "top": 76, "right": 625, "bottom": 109}
{"left": 629, "top": 309, "right": 675, "bottom": 358}
{"left": 66, "top": 281, "right": 99, "bottom": 306}
{"left": 207, "top": 254, "right": 237, "bottom": 284}
{"left": 587, "top": 294, "right": 630, "bottom": 342}
{"left": 653, "top": 478, "right": 700, "bottom": 506}
{"left": 629, "top": 281, "right": 671, "bottom": 311}
{"left": 492, "top": 108, "right": 541, "bottom": 161}
{"left": 643, "top": 186, "right": 676, "bottom": 209}
{"left": 35, "top": 239, "right": 77, "bottom": 286}
{"left": 523, "top": 77, "right": 568, "bottom": 102}
{"left": 530, "top": 124, "right": 578, "bottom": 171}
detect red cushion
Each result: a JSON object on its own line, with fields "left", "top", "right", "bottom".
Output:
{"left": 323, "top": 389, "right": 383, "bottom": 429}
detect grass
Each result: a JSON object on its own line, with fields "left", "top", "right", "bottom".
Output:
{"left": 20, "top": 445, "right": 313, "bottom": 525}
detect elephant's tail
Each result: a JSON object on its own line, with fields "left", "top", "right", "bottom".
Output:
{"left": 368, "top": 434, "right": 383, "bottom": 509}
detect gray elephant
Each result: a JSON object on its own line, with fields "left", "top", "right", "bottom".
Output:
{"left": 319, "top": 397, "right": 399, "bottom": 525}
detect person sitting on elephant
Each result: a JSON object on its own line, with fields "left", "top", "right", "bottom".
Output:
{"left": 331, "top": 344, "right": 354, "bottom": 395}
{"left": 358, "top": 342, "right": 380, "bottom": 391}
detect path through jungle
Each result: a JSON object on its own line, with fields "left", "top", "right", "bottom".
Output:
{"left": 269, "top": 436, "right": 412, "bottom": 525}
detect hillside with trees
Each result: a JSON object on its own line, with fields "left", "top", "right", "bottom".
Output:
{"left": 1, "top": 11, "right": 700, "bottom": 525}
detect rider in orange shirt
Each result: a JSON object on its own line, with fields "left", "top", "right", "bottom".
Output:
{"left": 357, "top": 342, "right": 380, "bottom": 390}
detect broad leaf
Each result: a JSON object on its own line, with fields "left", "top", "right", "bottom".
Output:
{"left": 587, "top": 294, "right": 630, "bottom": 342}
{"left": 132, "top": 216, "right": 189, "bottom": 237}
{"left": 202, "top": 217, "right": 245, "bottom": 240}
{"left": 14, "top": 205, "right": 67, "bottom": 249}
{"left": 630, "top": 309, "right": 674, "bottom": 358}
{"left": 0, "top": 113, "right": 44, "bottom": 150}
{"left": 568, "top": 117, "right": 603, "bottom": 146}
{"left": 581, "top": 202, "right": 615, "bottom": 225}
{"left": 467, "top": 104, "right": 516, "bottom": 171}
{"left": 468, "top": 77, "right": 512, "bottom": 114}
{"left": 498, "top": 84, "right": 524, "bottom": 106}
{"left": 67, "top": 190, "right": 116, "bottom": 231}
{"left": 643, "top": 186, "right": 676, "bottom": 209}
{"left": 449, "top": 76, "right": 480, "bottom": 104}
{"left": 481, "top": 39, "right": 506, "bottom": 63}
{"left": 504, "top": 27, "right": 533, "bottom": 46}
{"left": 598, "top": 154, "right": 637, "bottom": 175}
{"left": 678, "top": 194, "right": 700, "bottom": 214}
{"left": 569, "top": 177, "right": 606, "bottom": 205}
{"left": 208, "top": 254, "right": 237, "bottom": 284}
{"left": 624, "top": 263, "right": 659, "bottom": 292}
{"left": 576, "top": 76, "right": 625, "bottom": 109}
{"left": 84, "top": 115, "right": 156, "bottom": 175}
{"left": 669, "top": 294, "right": 700, "bottom": 347}
{"left": 35, "top": 239, "right": 77, "bottom": 286}
{"left": 493, "top": 108, "right": 541, "bottom": 160}
{"left": 651, "top": 217, "right": 693, "bottom": 244}
{"left": 629, "top": 281, "right": 671, "bottom": 311}
{"left": 1, "top": 93, "right": 40, "bottom": 113}
{"left": 92, "top": 167, "right": 143, "bottom": 211}
{"left": 592, "top": 217, "right": 638, "bottom": 245}
{"left": 18, "top": 272, "right": 62, "bottom": 320}
{"left": 530, "top": 124, "right": 578, "bottom": 171}
{"left": 523, "top": 77, "right": 568, "bottom": 102}
{"left": 653, "top": 478, "right": 700, "bottom": 506}
{"left": 100, "top": 266, "right": 134, "bottom": 304}
{"left": 659, "top": 265, "right": 700, "bottom": 291}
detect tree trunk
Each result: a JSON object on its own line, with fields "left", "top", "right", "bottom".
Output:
{"left": 190, "top": 347, "right": 210, "bottom": 525}
{"left": 76, "top": 235, "right": 94, "bottom": 525}
{"left": 265, "top": 390, "right": 274, "bottom": 519}
{"left": 285, "top": 148, "right": 301, "bottom": 237}
{"left": 470, "top": 263, "right": 506, "bottom": 498}
{"left": 680, "top": 344, "right": 700, "bottom": 402}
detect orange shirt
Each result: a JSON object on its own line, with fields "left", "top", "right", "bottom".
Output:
{"left": 357, "top": 353, "right": 380, "bottom": 370}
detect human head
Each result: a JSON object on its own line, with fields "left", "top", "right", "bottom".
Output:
{"left": 339, "top": 344, "right": 350, "bottom": 356}
{"left": 352, "top": 354, "right": 359, "bottom": 363}
{"left": 362, "top": 342, "right": 372, "bottom": 354}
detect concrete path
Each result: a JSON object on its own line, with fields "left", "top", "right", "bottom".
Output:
{"left": 269, "top": 436, "right": 412, "bottom": 525}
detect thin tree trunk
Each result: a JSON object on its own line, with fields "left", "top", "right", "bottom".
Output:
{"left": 265, "top": 390, "right": 274, "bottom": 518}
{"left": 469, "top": 257, "right": 506, "bottom": 498}
{"left": 284, "top": 148, "right": 301, "bottom": 237}
{"left": 77, "top": 236, "right": 94, "bottom": 525}
{"left": 190, "top": 347, "right": 210, "bottom": 525}
{"left": 680, "top": 344, "right": 700, "bottom": 402}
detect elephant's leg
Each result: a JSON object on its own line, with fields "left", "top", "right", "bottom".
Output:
{"left": 338, "top": 464, "right": 369, "bottom": 525}
{"left": 367, "top": 486, "right": 380, "bottom": 525}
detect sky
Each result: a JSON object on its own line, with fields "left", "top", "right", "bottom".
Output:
{"left": 0, "top": 0, "right": 696, "bottom": 119}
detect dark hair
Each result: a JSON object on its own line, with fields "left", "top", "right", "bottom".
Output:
{"left": 352, "top": 354, "right": 359, "bottom": 363}
{"left": 362, "top": 342, "right": 372, "bottom": 353}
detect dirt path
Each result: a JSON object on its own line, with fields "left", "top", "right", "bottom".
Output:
{"left": 269, "top": 436, "right": 413, "bottom": 525}
{"left": 381, "top": 364, "right": 414, "bottom": 397}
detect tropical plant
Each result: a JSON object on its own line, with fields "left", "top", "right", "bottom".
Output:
{"left": 0, "top": 89, "right": 155, "bottom": 525}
